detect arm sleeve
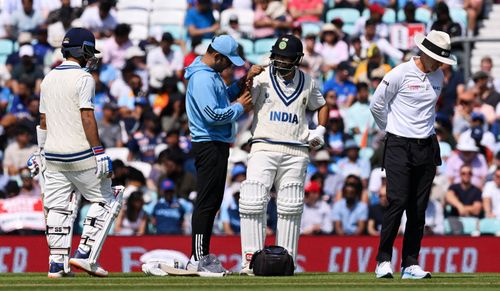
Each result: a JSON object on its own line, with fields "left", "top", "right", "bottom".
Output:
{"left": 307, "top": 78, "right": 326, "bottom": 110}
{"left": 77, "top": 74, "right": 95, "bottom": 109}
{"left": 330, "top": 204, "right": 341, "bottom": 221}
{"left": 192, "top": 74, "right": 244, "bottom": 125}
{"left": 226, "top": 81, "right": 241, "bottom": 102}
{"left": 370, "top": 69, "right": 400, "bottom": 130}
{"left": 483, "top": 183, "right": 492, "bottom": 198}
{"left": 39, "top": 86, "right": 46, "bottom": 114}
{"left": 359, "top": 203, "right": 369, "bottom": 221}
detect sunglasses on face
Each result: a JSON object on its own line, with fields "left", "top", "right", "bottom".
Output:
{"left": 459, "top": 100, "right": 473, "bottom": 105}
{"left": 461, "top": 171, "right": 472, "bottom": 176}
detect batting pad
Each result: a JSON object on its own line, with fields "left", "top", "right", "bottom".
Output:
{"left": 276, "top": 182, "right": 304, "bottom": 265}
{"left": 46, "top": 208, "right": 74, "bottom": 264}
{"left": 239, "top": 180, "right": 269, "bottom": 267}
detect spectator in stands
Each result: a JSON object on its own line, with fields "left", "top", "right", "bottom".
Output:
{"left": 348, "top": 37, "right": 364, "bottom": 67}
{"left": 331, "top": 180, "right": 368, "bottom": 235}
{"left": 5, "top": 32, "right": 33, "bottom": 72}
{"left": 32, "top": 27, "right": 53, "bottom": 67}
{"left": 438, "top": 56, "right": 465, "bottom": 118}
{"left": 8, "top": 79, "right": 35, "bottom": 116}
{"left": 325, "top": 109, "right": 351, "bottom": 158}
{"left": 253, "top": 0, "right": 292, "bottom": 39}
{"left": 301, "top": 181, "right": 333, "bottom": 234}
{"left": 220, "top": 165, "right": 246, "bottom": 235}
{"left": 459, "top": 112, "right": 495, "bottom": 157}
{"left": 367, "top": 171, "right": 387, "bottom": 236}
{"left": 446, "top": 137, "right": 488, "bottom": 189}
{"left": 287, "top": 0, "right": 324, "bottom": 23}
{"left": 117, "top": 71, "right": 143, "bottom": 110}
{"left": 446, "top": 164, "right": 483, "bottom": 219}
{"left": 185, "top": 0, "right": 219, "bottom": 39}
{"left": 97, "top": 103, "right": 123, "bottom": 148}
{"left": 310, "top": 150, "right": 344, "bottom": 199}
{"left": 337, "top": 140, "right": 371, "bottom": 187}
{"left": 317, "top": 24, "right": 349, "bottom": 73}
{"left": 147, "top": 32, "right": 184, "bottom": 81}
{"left": 430, "top": 2, "right": 462, "bottom": 38}
{"left": 157, "top": 79, "right": 187, "bottom": 132}
{"left": 461, "top": 0, "right": 483, "bottom": 35}
{"left": 115, "top": 190, "right": 148, "bottom": 236}
{"left": 46, "top": 0, "right": 83, "bottom": 30}
{"left": 102, "top": 23, "right": 133, "bottom": 70}
{"left": 471, "top": 71, "right": 500, "bottom": 109}
{"left": 155, "top": 149, "right": 197, "bottom": 200}
{"left": 128, "top": 112, "right": 163, "bottom": 164}
{"left": 80, "top": 0, "right": 117, "bottom": 38}
{"left": 152, "top": 179, "right": 192, "bottom": 234}
{"left": 344, "top": 82, "right": 377, "bottom": 146}
{"left": 467, "top": 56, "right": 500, "bottom": 92}
{"left": 3, "top": 124, "right": 37, "bottom": 176}
{"left": 353, "top": 3, "right": 389, "bottom": 39}
{"left": 11, "top": 45, "right": 44, "bottom": 95}
{"left": 322, "top": 61, "right": 357, "bottom": 109}
{"left": 18, "top": 167, "right": 40, "bottom": 196}
{"left": 401, "top": 1, "right": 423, "bottom": 24}
{"left": 300, "top": 34, "right": 323, "bottom": 83}
{"left": 353, "top": 44, "right": 391, "bottom": 84}
{"left": 452, "top": 90, "right": 475, "bottom": 138}
{"left": 360, "top": 19, "right": 404, "bottom": 62}
{"left": 6, "top": 0, "right": 44, "bottom": 39}
{"left": 124, "top": 46, "right": 148, "bottom": 92}
{"left": 483, "top": 167, "right": 500, "bottom": 218}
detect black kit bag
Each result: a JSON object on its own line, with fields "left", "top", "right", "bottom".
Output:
{"left": 249, "top": 245, "right": 294, "bottom": 276}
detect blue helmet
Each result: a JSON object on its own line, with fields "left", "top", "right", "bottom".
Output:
{"left": 61, "top": 28, "right": 100, "bottom": 61}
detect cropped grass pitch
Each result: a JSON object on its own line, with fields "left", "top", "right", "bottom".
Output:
{"left": 1, "top": 273, "right": 500, "bottom": 290}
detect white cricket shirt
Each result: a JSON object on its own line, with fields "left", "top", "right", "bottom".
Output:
{"left": 370, "top": 57, "right": 444, "bottom": 138}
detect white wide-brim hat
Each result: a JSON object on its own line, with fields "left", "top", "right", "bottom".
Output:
{"left": 414, "top": 30, "right": 457, "bottom": 65}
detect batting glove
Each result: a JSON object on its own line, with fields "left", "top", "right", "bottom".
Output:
{"left": 27, "top": 150, "right": 45, "bottom": 177}
{"left": 307, "top": 125, "right": 326, "bottom": 150}
{"left": 92, "top": 146, "right": 113, "bottom": 179}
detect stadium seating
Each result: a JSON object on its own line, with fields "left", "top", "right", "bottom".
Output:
{"left": 128, "top": 161, "right": 153, "bottom": 178}
{"left": 116, "top": 0, "right": 151, "bottom": 11}
{"left": 129, "top": 24, "right": 149, "bottom": 42}
{"left": 116, "top": 9, "right": 149, "bottom": 26}
{"left": 254, "top": 38, "right": 277, "bottom": 55}
{"left": 150, "top": 10, "right": 186, "bottom": 26}
{"left": 362, "top": 8, "right": 396, "bottom": 24}
{"left": 479, "top": 218, "right": 500, "bottom": 235}
{"left": 325, "top": 8, "right": 360, "bottom": 25}
{"left": 152, "top": 0, "right": 188, "bottom": 11}
{"left": 106, "top": 147, "right": 130, "bottom": 163}
{"left": 397, "top": 7, "right": 432, "bottom": 23}
{"left": 301, "top": 22, "right": 322, "bottom": 37}
{"left": 450, "top": 8, "right": 468, "bottom": 31}
{"left": 238, "top": 38, "right": 254, "bottom": 56}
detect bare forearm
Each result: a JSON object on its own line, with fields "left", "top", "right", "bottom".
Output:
{"left": 81, "top": 110, "right": 101, "bottom": 148}
{"left": 317, "top": 104, "right": 328, "bottom": 127}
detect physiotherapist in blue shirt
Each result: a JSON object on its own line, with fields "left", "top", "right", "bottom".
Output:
{"left": 184, "top": 34, "right": 264, "bottom": 275}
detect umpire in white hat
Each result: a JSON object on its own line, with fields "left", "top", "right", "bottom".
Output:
{"left": 370, "top": 30, "right": 456, "bottom": 279}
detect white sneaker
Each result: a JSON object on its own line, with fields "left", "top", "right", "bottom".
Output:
{"left": 69, "top": 258, "right": 108, "bottom": 277}
{"left": 375, "top": 261, "right": 393, "bottom": 278}
{"left": 401, "top": 265, "right": 431, "bottom": 279}
{"left": 239, "top": 265, "right": 254, "bottom": 276}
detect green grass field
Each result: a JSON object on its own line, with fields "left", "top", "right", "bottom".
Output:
{"left": 1, "top": 273, "right": 500, "bottom": 291}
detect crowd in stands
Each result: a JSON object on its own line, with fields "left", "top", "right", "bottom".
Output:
{"left": 0, "top": 0, "right": 499, "bottom": 237}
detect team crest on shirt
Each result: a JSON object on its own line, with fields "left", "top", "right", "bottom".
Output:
{"left": 302, "top": 97, "right": 306, "bottom": 105}
{"left": 264, "top": 92, "right": 271, "bottom": 103}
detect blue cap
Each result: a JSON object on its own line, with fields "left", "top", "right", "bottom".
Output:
{"left": 62, "top": 27, "right": 100, "bottom": 53}
{"left": 471, "top": 112, "right": 484, "bottom": 122}
{"left": 231, "top": 164, "right": 246, "bottom": 178}
{"left": 344, "top": 139, "right": 360, "bottom": 150}
{"left": 210, "top": 35, "right": 244, "bottom": 66}
{"left": 161, "top": 179, "right": 175, "bottom": 191}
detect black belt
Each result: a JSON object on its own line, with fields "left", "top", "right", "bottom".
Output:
{"left": 386, "top": 132, "right": 433, "bottom": 145}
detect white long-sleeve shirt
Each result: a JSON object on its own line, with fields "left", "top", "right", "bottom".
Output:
{"left": 370, "top": 57, "right": 444, "bottom": 138}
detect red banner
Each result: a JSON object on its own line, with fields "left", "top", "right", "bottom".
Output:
{"left": 0, "top": 235, "right": 498, "bottom": 273}
{"left": 0, "top": 195, "right": 45, "bottom": 233}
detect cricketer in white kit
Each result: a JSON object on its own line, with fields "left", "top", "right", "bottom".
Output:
{"left": 28, "top": 27, "right": 122, "bottom": 278}
{"left": 239, "top": 35, "right": 329, "bottom": 274}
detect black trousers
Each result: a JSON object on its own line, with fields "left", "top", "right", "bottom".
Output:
{"left": 376, "top": 133, "right": 440, "bottom": 267}
{"left": 191, "top": 141, "right": 229, "bottom": 260}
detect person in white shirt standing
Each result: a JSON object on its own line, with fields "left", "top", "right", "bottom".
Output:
{"left": 483, "top": 167, "right": 500, "bottom": 219}
{"left": 239, "top": 35, "right": 328, "bottom": 275}
{"left": 370, "top": 30, "right": 456, "bottom": 280}
{"left": 28, "top": 28, "right": 123, "bottom": 278}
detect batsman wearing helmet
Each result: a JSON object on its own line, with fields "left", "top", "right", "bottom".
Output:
{"left": 28, "top": 28, "right": 123, "bottom": 278}
{"left": 239, "top": 35, "right": 328, "bottom": 274}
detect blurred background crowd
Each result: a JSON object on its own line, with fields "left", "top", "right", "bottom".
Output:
{"left": 1, "top": 0, "right": 500, "bottom": 238}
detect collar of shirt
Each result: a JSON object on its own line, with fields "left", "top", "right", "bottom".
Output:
{"left": 276, "top": 69, "right": 298, "bottom": 86}
{"left": 410, "top": 57, "right": 427, "bottom": 81}
{"left": 61, "top": 60, "right": 81, "bottom": 67}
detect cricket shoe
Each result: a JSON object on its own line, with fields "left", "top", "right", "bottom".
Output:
{"left": 375, "top": 261, "right": 393, "bottom": 279}
{"left": 239, "top": 265, "right": 254, "bottom": 276}
{"left": 401, "top": 265, "right": 431, "bottom": 279}
{"left": 69, "top": 249, "right": 108, "bottom": 277}
{"left": 48, "top": 262, "right": 74, "bottom": 278}
{"left": 196, "top": 254, "right": 229, "bottom": 277}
